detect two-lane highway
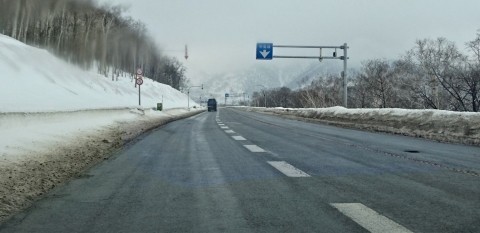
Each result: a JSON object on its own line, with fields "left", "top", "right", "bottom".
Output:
{"left": 1, "top": 107, "right": 479, "bottom": 232}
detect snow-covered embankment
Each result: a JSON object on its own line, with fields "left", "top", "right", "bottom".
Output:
{"left": 243, "top": 107, "right": 480, "bottom": 146}
{"left": 0, "top": 34, "right": 204, "bottom": 223}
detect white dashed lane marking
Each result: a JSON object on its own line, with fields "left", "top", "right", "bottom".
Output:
{"left": 243, "top": 145, "right": 265, "bottom": 152}
{"left": 225, "top": 130, "right": 235, "bottom": 134}
{"left": 232, "top": 136, "right": 246, "bottom": 141}
{"left": 267, "top": 161, "right": 310, "bottom": 177}
{"left": 330, "top": 203, "right": 412, "bottom": 233}
{"left": 221, "top": 126, "right": 229, "bottom": 129}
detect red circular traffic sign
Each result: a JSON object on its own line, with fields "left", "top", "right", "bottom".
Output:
{"left": 136, "top": 78, "right": 144, "bottom": 85}
{"left": 136, "top": 68, "right": 143, "bottom": 75}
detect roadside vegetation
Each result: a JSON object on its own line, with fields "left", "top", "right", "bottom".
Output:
{"left": 251, "top": 32, "right": 480, "bottom": 112}
{"left": 0, "top": 0, "right": 188, "bottom": 90}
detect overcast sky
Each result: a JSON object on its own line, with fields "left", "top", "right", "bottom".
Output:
{"left": 101, "top": 0, "right": 480, "bottom": 83}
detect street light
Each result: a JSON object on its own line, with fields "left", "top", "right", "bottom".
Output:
{"left": 187, "top": 84, "right": 203, "bottom": 110}
{"left": 256, "top": 85, "right": 267, "bottom": 108}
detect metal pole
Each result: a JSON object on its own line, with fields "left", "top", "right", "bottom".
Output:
{"left": 186, "top": 85, "right": 202, "bottom": 110}
{"left": 264, "top": 93, "right": 267, "bottom": 108}
{"left": 343, "top": 43, "right": 348, "bottom": 108}
{"left": 139, "top": 84, "right": 141, "bottom": 106}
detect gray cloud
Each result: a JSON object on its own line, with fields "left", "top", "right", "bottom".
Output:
{"left": 101, "top": 0, "right": 480, "bottom": 84}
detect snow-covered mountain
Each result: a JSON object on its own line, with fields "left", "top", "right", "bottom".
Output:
{"left": 200, "top": 60, "right": 343, "bottom": 99}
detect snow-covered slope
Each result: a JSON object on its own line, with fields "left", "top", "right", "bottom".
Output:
{"left": 0, "top": 34, "right": 202, "bottom": 165}
{"left": 0, "top": 34, "right": 195, "bottom": 113}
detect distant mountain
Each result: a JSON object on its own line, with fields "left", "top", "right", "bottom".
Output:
{"left": 199, "top": 60, "right": 342, "bottom": 99}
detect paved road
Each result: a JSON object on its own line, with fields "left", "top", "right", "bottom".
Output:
{"left": 1, "top": 108, "right": 479, "bottom": 232}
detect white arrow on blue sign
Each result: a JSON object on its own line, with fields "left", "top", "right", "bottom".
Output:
{"left": 256, "top": 43, "right": 273, "bottom": 60}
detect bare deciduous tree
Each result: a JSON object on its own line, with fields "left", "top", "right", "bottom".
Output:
{"left": 0, "top": 0, "right": 188, "bottom": 90}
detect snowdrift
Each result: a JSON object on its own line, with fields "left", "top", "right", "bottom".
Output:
{"left": 0, "top": 34, "right": 195, "bottom": 113}
{"left": 0, "top": 34, "right": 205, "bottom": 223}
{"left": 243, "top": 107, "right": 480, "bottom": 146}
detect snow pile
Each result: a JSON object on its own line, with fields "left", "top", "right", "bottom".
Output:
{"left": 0, "top": 33, "right": 202, "bottom": 165}
{"left": 244, "top": 107, "right": 480, "bottom": 145}
{"left": 0, "top": 108, "right": 203, "bottom": 223}
{"left": 0, "top": 34, "right": 196, "bottom": 112}
{"left": 0, "top": 34, "right": 205, "bottom": 222}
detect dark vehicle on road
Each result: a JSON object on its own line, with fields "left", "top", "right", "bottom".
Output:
{"left": 207, "top": 98, "right": 217, "bottom": 112}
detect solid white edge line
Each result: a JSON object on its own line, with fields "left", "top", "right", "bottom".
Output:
{"left": 267, "top": 161, "right": 310, "bottom": 177}
{"left": 243, "top": 145, "right": 266, "bottom": 152}
{"left": 330, "top": 203, "right": 412, "bottom": 233}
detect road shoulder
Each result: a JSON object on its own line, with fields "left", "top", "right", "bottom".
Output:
{"left": 0, "top": 108, "right": 204, "bottom": 224}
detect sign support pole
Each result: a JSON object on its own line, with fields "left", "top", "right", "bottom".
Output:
{"left": 343, "top": 43, "right": 348, "bottom": 108}
{"left": 264, "top": 93, "right": 266, "bottom": 108}
{"left": 135, "top": 68, "right": 143, "bottom": 106}
{"left": 186, "top": 85, "right": 203, "bottom": 110}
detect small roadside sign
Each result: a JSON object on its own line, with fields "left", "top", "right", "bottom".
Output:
{"left": 225, "top": 93, "right": 229, "bottom": 97}
{"left": 136, "top": 78, "right": 144, "bottom": 85}
{"left": 136, "top": 68, "right": 143, "bottom": 75}
{"left": 256, "top": 43, "right": 273, "bottom": 60}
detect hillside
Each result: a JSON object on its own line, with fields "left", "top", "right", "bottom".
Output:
{"left": 201, "top": 60, "right": 342, "bottom": 100}
{"left": 0, "top": 35, "right": 204, "bottom": 223}
{"left": 0, "top": 34, "right": 195, "bottom": 113}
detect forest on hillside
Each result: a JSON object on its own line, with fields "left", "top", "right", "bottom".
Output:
{"left": 0, "top": 0, "right": 187, "bottom": 90}
{"left": 252, "top": 32, "right": 480, "bottom": 112}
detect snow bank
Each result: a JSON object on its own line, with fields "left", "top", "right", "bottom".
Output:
{"left": 0, "top": 108, "right": 203, "bottom": 223}
{"left": 243, "top": 107, "right": 480, "bottom": 146}
{"left": 0, "top": 35, "right": 206, "bottom": 222}
{"left": 0, "top": 34, "right": 196, "bottom": 113}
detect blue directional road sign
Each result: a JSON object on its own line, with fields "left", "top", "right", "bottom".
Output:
{"left": 256, "top": 43, "right": 273, "bottom": 60}
{"left": 225, "top": 93, "right": 229, "bottom": 97}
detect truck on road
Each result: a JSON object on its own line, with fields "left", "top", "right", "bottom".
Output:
{"left": 207, "top": 98, "right": 217, "bottom": 112}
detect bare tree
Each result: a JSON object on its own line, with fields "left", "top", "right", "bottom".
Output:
{"left": 356, "top": 59, "right": 397, "bottom": 108}
{"left": 0, "top": 0, "right": 188, "bottom": 90}
{"left": 465, "top": 31, "right": 480, "bottom": 111}
{"left": 412, "top": 38, "right": 472, "bottom": 111}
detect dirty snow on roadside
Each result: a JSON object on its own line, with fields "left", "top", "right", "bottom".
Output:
{"left": 0, "top": 34, "right": 206, "bottom": 222}
{"left": 0, "top": 34, "right": 200, "bottom": 162}
{"left": 243, "top": 106, "right": 480, "bottom": 145}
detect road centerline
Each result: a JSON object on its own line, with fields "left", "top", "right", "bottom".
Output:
{"left": 243, "top": 145, "right": 266, "bottom": 152}
{"left": 330, "top": 203, "right": 412, "bottom": 233}
{"left": 232, "top": 136, "right": 247, "bottom": 141}
{"left": 267, "top": 161, "right": 310, "bottom": 177}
